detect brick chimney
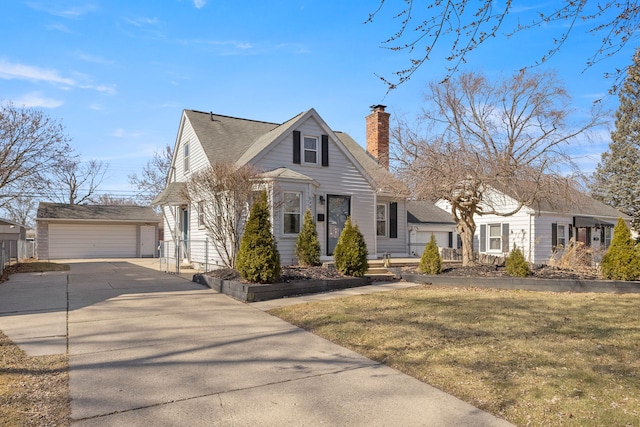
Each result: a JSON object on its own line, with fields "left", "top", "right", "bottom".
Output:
{"left": 366, "top": 104, "right": 390, "bottom": 169}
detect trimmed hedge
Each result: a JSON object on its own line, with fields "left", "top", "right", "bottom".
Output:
{"left": 295, "top": 209, "right": 321, "bottom": 266}
{"left": 419, "top": 233, "right": 442, "bottom": 274}
{"left": 505, "top": 245, "right": 530, "bottom": 278}
{"left": 236, "top": 191, "right": 280, "bottom": 283}
{"left": 333, "top": 217, "right": 368, "bottom": 277}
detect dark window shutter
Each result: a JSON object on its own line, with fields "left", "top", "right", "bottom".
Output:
{"left": 293, "top": 131, "right": 301, "bottom": 164}
{"left": 568, "top": 225, "right": 573, "bottom": 241}
{"left": 480, "top": 224, "right": 486, "bottom": 252}
{"left": 389, "top": 202, "right": 398, "bottom": 238}
{"left": 448, "top": 232, "right": 453, "bottom": 248}
{"left": 551, "top": 223, "right": 558, "bottom": 249}
{"left": 321, "top": 134, "right": 329, "bottom": 167}
{"left": 502, "top": 223, "right": 510, "bottom": 252}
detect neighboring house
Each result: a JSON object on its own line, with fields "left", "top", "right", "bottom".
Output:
{"left": 406, "top": 201, "right": 458, "bottom": 256}
{"left": 153, "top": 105, "right": 408, "bottom": 269}
{"left": 36, "top": 203, "right": 161, "bottom": 259}
{"left": 0, "top": 218, "right": 29, "bottom": 261}
{"left": 438, "top": 187, "right": 630, "bottom": 264}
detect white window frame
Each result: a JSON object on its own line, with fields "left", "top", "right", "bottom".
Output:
{"left": 603, "top": 226, "right": 612, "bottom": 249}
{"left": 283, "top": 191, "right": 302, "bottom": 235}
{"left": 183, "top": 142, "right": 190, "bottom": 173}
{"left": 303, "top": 135, "right": 318, "bottom": 165}
{"left": 488, "top": 223, "right": 502, "bottom": 251}
{"left": 557, "top": 224, "right": 567, "bottom": 248}
{"left": 376, "top": 204, "right": 387, "bottom": 237}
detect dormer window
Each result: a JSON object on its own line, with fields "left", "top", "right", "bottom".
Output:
{"left": 183, "top": 142, "right": 190, "bottom": 173}
{"left": 303, "top": 136, "right": 318, "bottom": 164}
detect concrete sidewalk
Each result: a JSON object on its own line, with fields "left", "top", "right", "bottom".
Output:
{"left": 0, "top": 260, "right": 513, "bottom": 426}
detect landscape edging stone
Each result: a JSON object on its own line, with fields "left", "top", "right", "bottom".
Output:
{"left": 193, "top": 274, "right": 371, "bottom": 302}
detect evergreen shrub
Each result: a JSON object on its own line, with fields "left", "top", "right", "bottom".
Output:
{"left": 419, "top": 233, "right": 442, "bottom": 274}
{"left": 295, "top": 209, "right": 321, "bottom": 266}
{"left": 505, "top": 244, "right": 530, "bottom": 278}
{"left": 333, "top": 217, "right": 368, "bottom": 277}
{"left": 600, "top": 218, "right": 640, "bottom": 281}
{"left": 236, "top": 191, "right": 280, "bottom": 283}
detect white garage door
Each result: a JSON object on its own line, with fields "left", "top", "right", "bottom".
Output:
{"left": 49, "top": 223, "right": 137, "bottom": 258}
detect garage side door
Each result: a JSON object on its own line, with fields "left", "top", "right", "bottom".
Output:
{"left": 49, "top": 224, "right": 137, "bottom": 258}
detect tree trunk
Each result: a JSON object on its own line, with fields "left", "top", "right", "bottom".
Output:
{"left": 457, "top": 221, "right": 477, "bottom": 267}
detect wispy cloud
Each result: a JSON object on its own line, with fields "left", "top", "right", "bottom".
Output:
{"left": 0, "top": 60, "right": 75, "bottom": 86}
{"left": 12, "top": 92, "right": 64, "bottom": 108}
{"left": 123, "top": 16, "right": 160, "bottom": 27}
{"left": 112, "top": 128, "right": 142, "bottom": 138}
{"left": 74, "top": 51, "right": 113, "bottom": 65}
{"left": 0, "top": 59, "right": 116, "bottom": 94}
{"left": 26, "top": 1, "right": 99, "bottom": 19}
{"left": 188, "top": 39, "right": 308, "bottom": 56}
{"left": 193, "top": 0, "right": 206, "bottom": 8}
{"left": 46, "top": 23, "right": 73, "bottom": 33}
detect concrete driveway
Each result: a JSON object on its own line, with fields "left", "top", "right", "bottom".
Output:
{"left": 0, "top": 260, "right": 513, "bottom": 426}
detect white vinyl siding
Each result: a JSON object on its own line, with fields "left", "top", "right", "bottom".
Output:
{"left": 256, "top": 116, "right": 376, "bottom": 261}
{"left": 48, "top": 223, "right": 137, "bottom": 258}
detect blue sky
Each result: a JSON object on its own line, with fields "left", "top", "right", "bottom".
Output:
{"left": 1, "top": 1, "right": 635, "bottom": 199}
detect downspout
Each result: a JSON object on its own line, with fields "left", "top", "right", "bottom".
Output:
{"left": 528, "top": 213, "right": 533, "bottom": 263}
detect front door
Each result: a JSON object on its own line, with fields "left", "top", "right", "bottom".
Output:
{"left": 326, "top": 195, "right": 351, "bottom": 256}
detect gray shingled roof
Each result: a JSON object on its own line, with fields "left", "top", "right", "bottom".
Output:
{"left": 183, "top": 109, "right": 407, "bottom": 197}
{"left": 37, "top": 203, "right": 160, "bottom": 222}
{"left": 184, "top": 110, "right": 281, "bottom": 164}
{"left": 406, "top": 201, "right": 455, "bottom": 224}
{"left": 152, "top": 182, "right": 188, "bottom": 206}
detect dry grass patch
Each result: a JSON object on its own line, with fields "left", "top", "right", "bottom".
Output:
{"left": 269, "top": 286, "right": 640, "bottom": 427}
{"left": 0, "top": 331, "right": 70, "bottom": 426}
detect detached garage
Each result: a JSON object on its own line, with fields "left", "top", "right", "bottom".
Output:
{"left": 36, "top": 203, "right": 161, "bottom": 260}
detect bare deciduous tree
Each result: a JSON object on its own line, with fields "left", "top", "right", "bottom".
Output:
{"left": 392, "top": 70, "right": 604, "bottom": 266}
{"left": 367, "top": 1, "right": 639, "bottom": 91}
{"left": 48, "top": 158, "right": 108, "bottom": 205}
{"left": 129, "top": 144, "right": 173, "bottom": 205}
{"left": 184, "top": 162, "right": 265, "bottom": 268}
{"left": 2, "top": 196, "right": 37, "bottom": 228}
{"left": 91, "top": 193, "right": 142, "bottom": 206}
{"left": 0, "top": 101, "right": 71, "bottom": 209}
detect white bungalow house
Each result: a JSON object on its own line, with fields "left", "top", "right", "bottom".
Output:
{"left": 438, "top": 186, "right": 630, "bottom": 264}
{"left": 153, "top": 105, "right": 408, "bottom": 269}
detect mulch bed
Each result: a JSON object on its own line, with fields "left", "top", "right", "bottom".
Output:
{"left": 206, "top": 265, "right": 347, "bottom": 283}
